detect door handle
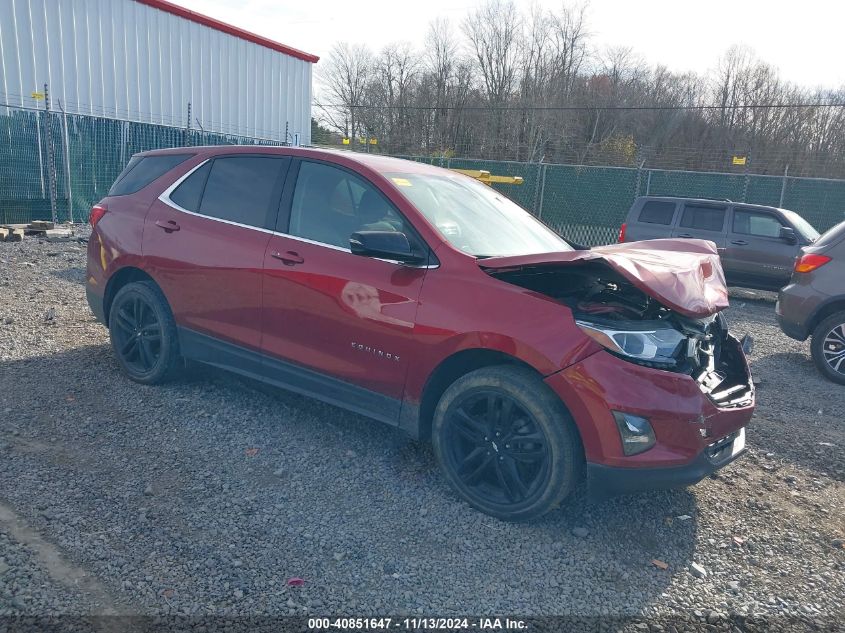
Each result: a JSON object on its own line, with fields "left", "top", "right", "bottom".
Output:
{"left": 155, "top": 219, "right": 180, "bottom": 233}
{"left": 731, "top": 240, "right": 748, "bottom": 246}
{"left": 677, "top": 233, "right": 693, "bottom": 238}
{"left": 271, "top": 250, "right": 305, "bottom": 266}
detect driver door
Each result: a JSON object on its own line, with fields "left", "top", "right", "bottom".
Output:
{"left": 260, "top": 159, "right": 429, "bottom": 420}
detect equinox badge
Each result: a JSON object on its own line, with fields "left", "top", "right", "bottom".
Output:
{"left": 351, "top": 342, "right": 401, "bottom": 362}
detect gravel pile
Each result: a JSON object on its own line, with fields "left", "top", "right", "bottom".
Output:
{"left": 0, "top": 235, "right": 843, "bottom": 629}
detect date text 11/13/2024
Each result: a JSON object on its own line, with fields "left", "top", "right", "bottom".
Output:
{"left": 308, "top": 618, "right": 528, "bottom": 630}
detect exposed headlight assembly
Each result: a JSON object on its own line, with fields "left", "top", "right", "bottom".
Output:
{"left": 576, "top": 319, "right": 685, "bottom": 367}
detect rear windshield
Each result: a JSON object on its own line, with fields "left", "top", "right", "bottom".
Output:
{"left": 813, "top": 220, "right": 845, "bottom": 249}
{"left": 109, "top": 154, "right": 193, "bottom": 196}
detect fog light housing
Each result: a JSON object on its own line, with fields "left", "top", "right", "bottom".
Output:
{"left": 612, "top": 411, "right": 656, "bottom": 456}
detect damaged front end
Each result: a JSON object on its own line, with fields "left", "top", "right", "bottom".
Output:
{"left": 484, "top": 255, "right": 754, "bottom": 409}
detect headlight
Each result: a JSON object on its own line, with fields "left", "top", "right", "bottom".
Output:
{"left": 576, "top": 319, "right": 685, "bottom": 366}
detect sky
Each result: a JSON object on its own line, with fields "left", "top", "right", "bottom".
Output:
{"left": 172, "top": 0, "right": 845, "bottom": 91}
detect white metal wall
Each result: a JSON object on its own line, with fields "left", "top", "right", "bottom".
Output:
{"left": 0, "top": 0, "right": 313, "bottom": 143}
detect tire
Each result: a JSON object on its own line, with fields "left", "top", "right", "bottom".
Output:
{"left": 108, "top": 281, "right": 181, "bottom": 384}
{"left": 810, "top": 311, "right": 845, "bottom": 385}
{"left": 432, "top": 365, "right": 583, "bottom": 521}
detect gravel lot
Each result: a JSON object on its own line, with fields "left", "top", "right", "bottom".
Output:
{"left": 0, "top": 234, "right": 843, "bottom": 630}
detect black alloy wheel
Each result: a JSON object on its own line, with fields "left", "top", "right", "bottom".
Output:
{"left": 108, "top": 281, "right": 181, "bottom": 384}
{"left": 112, "top": 294, "right": 162, "bottom": 373}
{"left": 812, "top": 311, "right": 845, "bottom": 385}
{"left": 443, "top": 390, "right": 550, "bottom": 507}
{"left": 432, "top": 365, "right": 583, "bottom": 521}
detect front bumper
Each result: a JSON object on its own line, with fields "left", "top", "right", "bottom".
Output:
{"left": 544, "top": 334, "right": 754, "bottom": 485}
{"left": 587, "top": 427, "right": 746, "bottom": 496}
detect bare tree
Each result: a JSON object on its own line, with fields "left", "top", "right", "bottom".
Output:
{"left": 318, "top": 42, "right": 373, "bottom": 141}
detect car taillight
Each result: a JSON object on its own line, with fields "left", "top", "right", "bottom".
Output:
{"left": 794, "top": 253, "right": 831, "bottom": 273}
{"left": 618, "top": 223, "right": 627, "bottom": 242}
{"left": 89, "top": 204, "right": 107, "bottom": 227}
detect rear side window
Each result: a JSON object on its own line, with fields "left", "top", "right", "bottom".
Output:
{"left": 637, "top": 201, "right": 676, "bottom": 225}
{"left": 680, "top": 205, "right": 726, "bottom": 232}
{"left": 732, "top": 210, "right": 782, "bottom": 238}
{"left": 109, "top": 154, "right": 193, "bottom": 196}
{"left": 170, "top": 162, "right": 211, "bottom": 212}
{"left": 198, "top": 156, "right": 287, "bottom": 228}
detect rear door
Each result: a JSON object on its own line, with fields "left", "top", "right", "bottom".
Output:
{"left": 260, "top": 159, "right": 429, "bottom": 420}
{"left": 143, "top": 154, "right": 289, "bottom": 350}
{"left": 724, "top": 207, "right": 799, "bottom": 289}
{"left": 671, "top": 202, "right": 728, "bottom": 251}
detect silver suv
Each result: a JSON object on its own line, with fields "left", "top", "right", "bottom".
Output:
{"left": 621, "top": 196, "right": 820, "bottom": 291}
{"left": 777, "top": 220, "right": 845, "bottom": 384}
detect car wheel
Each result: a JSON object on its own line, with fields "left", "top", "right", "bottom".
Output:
{"left": 432, "top": 365, "right": 583, "bottom": 521}
{"left": 811, "top": 311, "right": 845, "bottom": 385}
{"left": 108, "top": 281, "right": 181, "bottom": 384}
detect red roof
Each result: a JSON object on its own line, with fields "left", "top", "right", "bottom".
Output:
{"left": 134, "top": 0, "right": 320, "bottom": 63}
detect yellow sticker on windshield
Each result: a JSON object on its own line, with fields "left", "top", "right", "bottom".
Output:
{"left": 392, "top": 177, "right": 412, "bottom": 187}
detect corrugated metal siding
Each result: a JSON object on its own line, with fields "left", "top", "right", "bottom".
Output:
{"left": 0, "top": 0, "right": 313, "bottom": 142}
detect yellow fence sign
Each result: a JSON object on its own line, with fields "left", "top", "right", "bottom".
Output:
{"left": 341, "top": 138, "right": 350, "bottom": 145}
{"left": 31, "top": 92, "right": 45, "bottom": 101}
{"left": 732, "top": 156, "right": 747, "bottom": 166}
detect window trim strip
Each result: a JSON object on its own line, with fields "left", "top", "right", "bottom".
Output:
{"left": 158, "top": 159, "right": 437, "bottom": 268}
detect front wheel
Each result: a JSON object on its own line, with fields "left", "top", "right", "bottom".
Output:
{"left": 811, "top": 311, "right": 845, "bottom": 385}
{"left": 432, "top": 365, "right": 583, "bottom": 521}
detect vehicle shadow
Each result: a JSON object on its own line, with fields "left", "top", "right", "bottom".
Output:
{"left": 0, "top": 345, "right": 700, "bottom": 616}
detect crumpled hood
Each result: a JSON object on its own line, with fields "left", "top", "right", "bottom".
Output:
{"left": 479, "top": 238, "right": 729, "bottom": 318}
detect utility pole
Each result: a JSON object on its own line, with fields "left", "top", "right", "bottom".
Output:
{"left": 185, "top": 101, "right": 192, "bottom": 147}
{"left": 58, "top": 99, "right": 74, "bottom": 223}
{"left": 779, "top": 164, "right": 790, "bottom": 207}
{"left": 43, "top": 84, "right": 58, "bottom": 224}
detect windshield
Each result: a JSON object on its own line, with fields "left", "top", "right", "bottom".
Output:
{"left": 781, "top": 209, "right": 820, "bottom": 242}
{"left": 387, "top": 172, "right": 572, "bottom": 257}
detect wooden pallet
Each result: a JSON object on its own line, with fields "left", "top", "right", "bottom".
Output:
{"left": 0, "top": 221, "right": 57, "bottom": 241}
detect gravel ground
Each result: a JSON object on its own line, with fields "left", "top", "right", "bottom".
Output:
{"left": 0, "top": 234, "right": 843, "bottom": 630}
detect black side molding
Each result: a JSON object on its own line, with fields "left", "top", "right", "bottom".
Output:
{"left": 178, "top": 327, "right": 404, "bottom": 427}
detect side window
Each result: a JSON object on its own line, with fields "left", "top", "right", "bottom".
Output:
{"left": 198, "top": 156, "right": 286, "bottom": 228}
{"left": 732, "top": 210, "right": 783, "bottom": 238}
{"left": 679, "top": 204, "right": 726, "bottom": 232}
{"left": 109, "top": 154, "right": 193, "bottom": 196}
{"left": 169, "top": 162, "right": 211, "bottom": 211}
{"left": 289, "top": 161, "right": 409, "bottom": 249}
{"left": 638, "top": 201, "right": 676, "bottom": 225}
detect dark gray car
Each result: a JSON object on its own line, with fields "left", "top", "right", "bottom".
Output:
{"left": 621, "top": 196, "right": 820, "bottom": 291}
{"left": 777, "top": 220, "right": 845, "bottom": 384}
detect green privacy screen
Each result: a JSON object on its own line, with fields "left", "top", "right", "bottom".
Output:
{"left": 2, "top": 104, "right": 844, "bottom": 244}
{"left": 404, "top": 155, "right": 845, "bottom": 246}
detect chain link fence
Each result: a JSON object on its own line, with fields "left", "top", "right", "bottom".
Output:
{"left": 406, "top": 156, "right": 845, "bottom": 246}
{"left": 0, "top": 103, "right": 284, "bottom": 225}
{"left": 3, "top": 101, "right": 845, "bottom": 247}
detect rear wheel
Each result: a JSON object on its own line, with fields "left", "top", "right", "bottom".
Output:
{"left": 108, "top": 281, "right": 181, "bottom": 384}
{"left": 432, "top": 365, "right": 583, "bottom": 521}
{"left": 811, "top": 311, "right": 845, "bottom": 385}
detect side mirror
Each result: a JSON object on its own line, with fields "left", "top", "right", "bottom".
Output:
{"left": 350, "top": 231, "right": 425, "bottom": 264}
{"left": 779, "top": 226, "right": 798, "bottom": 244}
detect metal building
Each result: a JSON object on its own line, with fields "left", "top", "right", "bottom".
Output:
{"left": 0, "top": 0, "right": 318, "bottom": 143}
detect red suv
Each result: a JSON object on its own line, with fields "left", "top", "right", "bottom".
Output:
{"left": 86, "top": 147, "right": 755, "bottom": 520}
